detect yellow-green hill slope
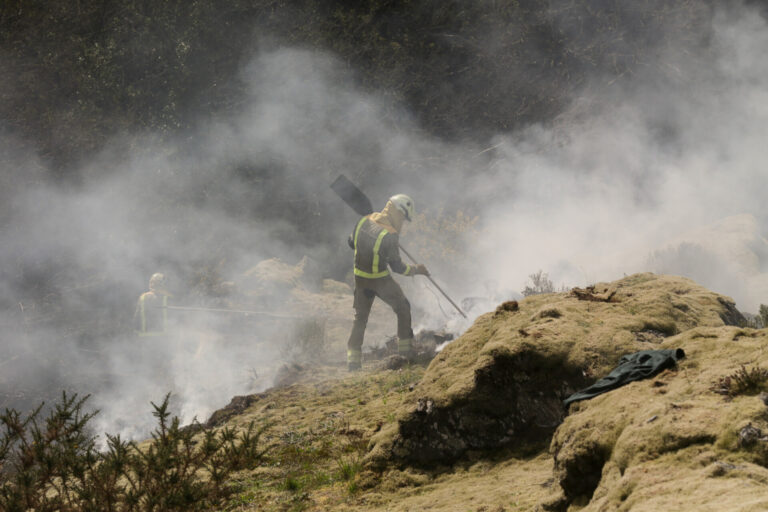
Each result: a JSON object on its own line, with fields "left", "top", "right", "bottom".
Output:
{"left": 217, "top": 273, "right": 768, "bottom": 511}
{"left": 366, "top": 273, "right": 744, "bottom": 471}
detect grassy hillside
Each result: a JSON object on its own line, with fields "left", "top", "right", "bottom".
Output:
{"left": 6, "top": 273, "right": 767, "bottom": 511}
{"left": 224, "top": 274, "right": 768, "bottom": 511}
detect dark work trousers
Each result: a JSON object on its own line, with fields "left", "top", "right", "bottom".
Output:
{"left": 347, "top": 275, "right": 413, "bottom": 362}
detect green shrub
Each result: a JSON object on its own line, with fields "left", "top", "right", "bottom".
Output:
{"left": 283, "top": 476, "right": 301, "bottom": 492}
{"left": 0, "top": 392, "right": 269, "bottom": 511}
{"left": 336, "top": 457, "right": 361, "bottom": 481}
{"left": 711, "top": 365, "right": 768, "bottom": 398}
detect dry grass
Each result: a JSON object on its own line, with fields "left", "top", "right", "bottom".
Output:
{"left": 222, "top": 365, "right": 431, "bottom": 511}
{"left": 711, "top": 365, "right": 768, "bottom": 398}
{"left": 203, "top": 273, "right": 768, "bottom": 511}
{"left": 367, "top": 274, "right": 741, "bottom": 469}
{"left": 216, "top": 362, "right": 559, "bottom": 511}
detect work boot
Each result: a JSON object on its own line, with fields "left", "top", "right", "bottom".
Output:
{"left": 347, "top": 349, "right": 362, "bottom": 372}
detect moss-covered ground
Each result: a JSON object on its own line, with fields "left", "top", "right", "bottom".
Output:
{"left": 201, "top": 273, "right": 768, "bottom": 511}
{"left": 217, "top": 363, "right": 555, "bottom": 512}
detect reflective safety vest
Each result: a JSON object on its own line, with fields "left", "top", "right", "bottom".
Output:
{"left": 350, "top": 216, "right": 412, "bottom": 279}
{"left": 136, "top": 292, "right": 168, "bottom": 337}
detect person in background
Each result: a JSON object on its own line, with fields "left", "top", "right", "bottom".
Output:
{"left": 134, "top": 273, "right": 172, "bottom": 337}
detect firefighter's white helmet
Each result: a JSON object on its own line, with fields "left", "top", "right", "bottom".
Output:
{"left": 389, "top": 194, "right": 415, "bottom": 222}
{"left": 149, "top": 273, "right": 167, "bottom": 291}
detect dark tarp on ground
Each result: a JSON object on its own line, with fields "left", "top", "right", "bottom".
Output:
{"left": 564, "top": 348, "right": 686, "bottom": 407}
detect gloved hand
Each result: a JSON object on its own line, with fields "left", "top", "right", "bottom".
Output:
{"left": 413, "top": 264, "right": 430, "bottom": 276}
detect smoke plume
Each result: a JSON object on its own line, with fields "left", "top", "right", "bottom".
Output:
{"left": 1, "top": 1, "right": 767, "bottom": 439}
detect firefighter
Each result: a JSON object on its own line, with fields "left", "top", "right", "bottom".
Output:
{"left": 134, "top": 273, "right": 172, "bottom": 337}
{"left": 346, "top": 194, "right": 429, "bottom": 370}
{"left": 133, "top": 273, "right": 179, "bottom": 390}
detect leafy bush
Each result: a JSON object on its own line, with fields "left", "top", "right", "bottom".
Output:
{"left": 336, "top": 456, "right": 361, "bottom": 481}
{"left": 0, "top": 392, "right": 268, "bottom": 511}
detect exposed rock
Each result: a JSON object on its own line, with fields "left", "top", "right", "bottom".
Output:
{"left": 738, "top": 423, "right": 762, "bottom": 447}
{"left": 716, "top": 296, "right": 746, "bottom": 326}
{"left": 368, "top": 330, "right": 450, "bottom": 365}
{"left": 416, "top": 398, "right": 434, "bottom": 414}
{"left": 273, "top": 363, "right": 307, "bottom": 388}
{"left": 205, "top": 394, "right": 261, "bottom": 428}
{"left": 383, "top": 355, "right": 409, "bottom": 370}
{"left": 570, "top": 286, "right": 619, "bottom": 302}
{"left": 495, "top": 300, "right": 519, "bottom": 315}
{"left": 634, "top": 329, "right": 667, "bottom": 344}
{"left": 531, "top": 306, "right": 562, "bottom": 320}
{"left": 417, "top": 329, "right": 454, "bottom": 346}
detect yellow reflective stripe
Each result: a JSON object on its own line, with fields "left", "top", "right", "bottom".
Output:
{"left": 161, "top": 295, "right": 167, "bottom": 331}
{"left": 347, "top": 349, "right": 362, "bottom": 363}
{"left": 371, "top": 228, "right": 388, "bottom": 274}
{"left": 352, "top": 216, "right": 367, "bottom": 274}
{"left": 352, "top": 216, "right": 390, "bottom": 279}
{"left": 352, "top": 216, "right": 367, "bottom": 252}
{"left": 354, "top": 268, "right": 390, "bottom": 278}
{"left": 404, "top": 264, "right": 412, "bottom": 276}
{"left": 138, "top": 294, "right": 167, "bottom": 334}
{"left": 139, "top": 295, "right": 147, "bottom": 332}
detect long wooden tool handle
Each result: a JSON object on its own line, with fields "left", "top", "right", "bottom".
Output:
{"left": 398, "top": 244, "right": 467, "bottom": 318}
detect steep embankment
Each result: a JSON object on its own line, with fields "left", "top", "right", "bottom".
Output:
{"left": 366, "top": 273, "right": 742, "bottom": 469}
{"left": 207, "top": 272, "right": 768, "bottom": 511}
{"left": 549, "top": 325, "right": 768, "bottom": 511}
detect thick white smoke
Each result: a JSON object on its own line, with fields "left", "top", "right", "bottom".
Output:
{"left": 0, "top": 46, "right": 454, "bottom": 439}
{"left": 466, "top": 4, "right": 768, "bottom": 312}
{"left": 1, "top": 2, "right": 767, "bottom": 441}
